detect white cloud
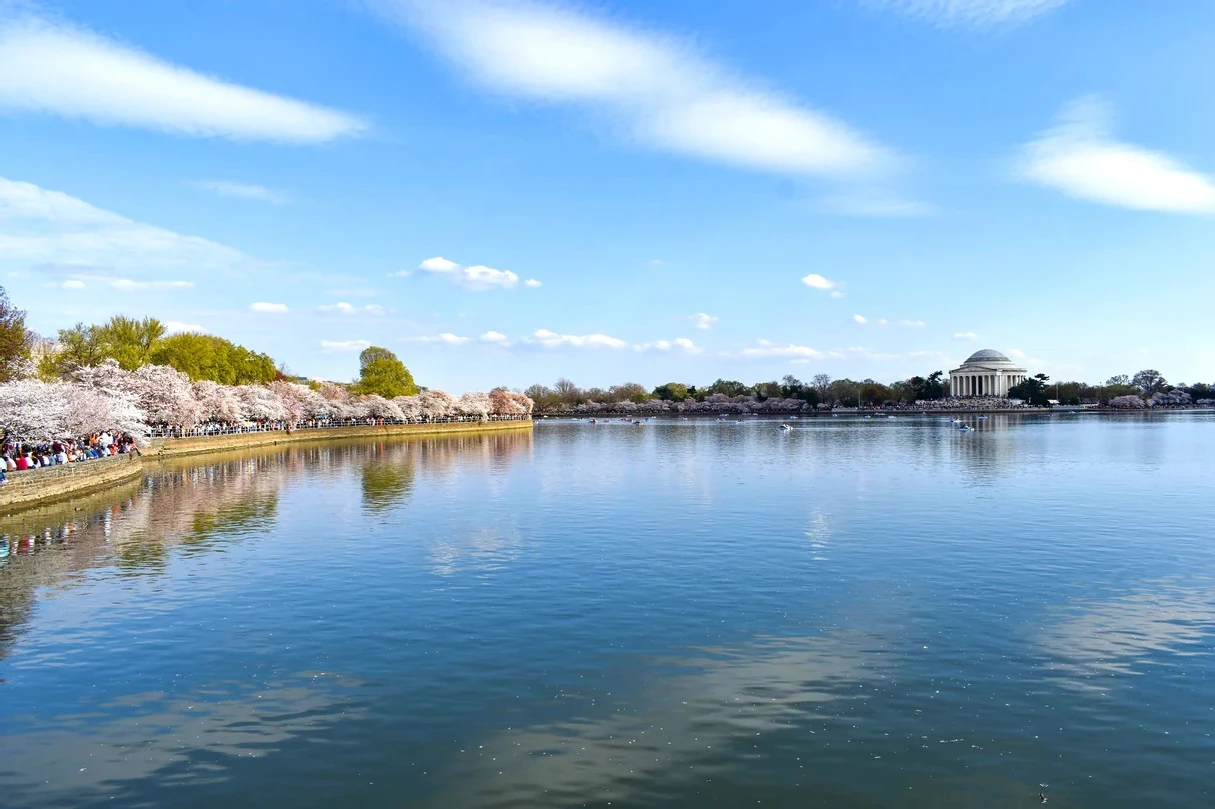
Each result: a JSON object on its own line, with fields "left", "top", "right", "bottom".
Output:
{"left": 524, "top": 329, "right": 628, "bottom": 349}
{"left": 1019, "top": 96, "right": 1215, "bottom": 214}
{"left": 407, "top": 332, "right": 470, "bottom": 345}
{"left": 191, "top": 180, "right": 288, "bottom": 204}
{"left": 953, "top": 331, "right": 979, "bottom": 341}
{"left": 60, "top": 279, "right": 85, "bottom": 289}
{"left": 897, "top": 319, "right": 927, "bottom": 327}
{"left": 648, "top": 258, "right": 665, "bottom": 266}
{"left": 691, "top": 312, "right": 718, "bottom": 330}
{"left": 250, "top": 302, "right": 289, "bottom": 313}
{"left": 374, "top": 0, "right": 895, "bottom": 179}
{"left": 319, "top": 301, "right": 385, "bottom": 315}
{"left": 853, "top": 314, "right": 868, "bottom": 325}
{"left": 419, "top": 256, "right": 460, "bottom": 273}
{"left": 726, "top": 340, "right": 823, "bottom": 360}
{"left": 414, "top": 255, "right": 539, "bottom": 290}
{"left": 164, "top": 321, "right": 205, "bottom": 334}
{"left": 636, "top": 337, "right": 699, "bottom": 354}
{"left": 480, "top": 330, "right": 510, "bottom": 344}
{"left": 801, "top": 273, "right": 841, "bottom": 293}
{"left": 877, "top": 318, "right": 888, "bottom": 326}
{"left": 868, "top": 0, "right": 1068, "bottom": 27}
{"left": 1007, "top": 348, "right": 1027, "bottom": 358}
{"left": 0, "top": 177, "right": 248, "bottom": 278}
{"left": 320, "top": 339, "right": 371, "bottom": 352}
{"left": 0, "top": 15, "right": 367, "bottom": 142}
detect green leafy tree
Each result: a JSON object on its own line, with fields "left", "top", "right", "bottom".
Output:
{"left": 96, "top": 315, "right": 166, "bottom": 370}
{"left": 705, "top": 379, "right": 750, "bottom": 397}
{"left": 652, "top": 382, "right": 689, "bottom": 401}
{"left": 45, "top": 322, "right": 106, "bottom": 377}
{"left": 1132, "top": 369, "right": 1166, "bottom": 395}
{"left": 0, "top": 286, "right": 32, "bottom": 382}
{"left": 151, "top": 333, "right": 277, "bottom": 384}
{"left": 1010, "top": 373, "right": 1051, "bottom": 407}
{"left": 608, "top": 382, "right": 649, "bottom": 403}
{"left": 354, "top": 346, "right": 418, "bottom": 398}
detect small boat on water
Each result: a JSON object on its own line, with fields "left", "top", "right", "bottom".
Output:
{"left": 780, "top": 423, "right": 792, "bottom": 431}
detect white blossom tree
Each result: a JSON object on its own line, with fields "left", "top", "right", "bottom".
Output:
{"left": 394, "top": 395, "right": 423, "bottom": 422}
{"left": 418, "top": 389, "right": 457, "bottom": 421}
{"left": 0, "top": 380, "right": 69, "bottom": 443}
{"left": 193, "top": 380, "right": 245, "bottom": 423}
{"left": 237, "top": 385, "right": 289, "bottom": 422}
{"left": 132, "top": 365, "right": 201, "bottom": 426}
{"left": 457, "top": 391, "right": 492, "bottom": 421}
{"left": 1109, "top": 395, "right": 1146, "bottom": 409}
{"left": 358, "top": 394, "right": 405, "bottom": 421}
{"left": 63, "top": 385, "right": 149, "bottom": 444}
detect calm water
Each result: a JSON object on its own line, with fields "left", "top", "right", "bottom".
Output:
{"left": 2, "top": 414, "right": 1214, "bottom": 808}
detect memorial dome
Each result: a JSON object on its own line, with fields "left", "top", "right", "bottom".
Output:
{"left": 965, "top": 349, "right": 1011, "bottom": 364}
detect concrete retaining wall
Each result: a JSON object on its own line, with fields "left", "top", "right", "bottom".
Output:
{"left": 0, "top": 420, "right": 531, "bottom": 516}
{"left": 148, "top": 420, "right": 532, "bottom": 458}
{"left": 0, "top": 454, "right": 145, "bottom": 515}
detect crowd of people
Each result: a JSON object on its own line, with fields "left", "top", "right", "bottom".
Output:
{"left": 0, "top": 432, "right": 141, "bottom": 484}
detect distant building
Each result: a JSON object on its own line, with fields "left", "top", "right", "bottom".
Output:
{"left": 949, "top": 349, "right": 1028, "bottom": 398}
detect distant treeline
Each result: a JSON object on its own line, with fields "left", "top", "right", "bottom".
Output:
{"left": 525, "top": 370, "right": 1214, "bottom": 414}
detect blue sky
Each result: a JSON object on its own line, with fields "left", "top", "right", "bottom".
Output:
{"left": 1, "top": 0, "right": 1213, "bottom": 391}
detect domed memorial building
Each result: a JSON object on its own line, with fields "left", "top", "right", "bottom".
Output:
{"left": 949, "top": 349, "right": 1028, "bottom": 398}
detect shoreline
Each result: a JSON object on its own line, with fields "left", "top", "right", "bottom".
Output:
{"left": 536, "top": 407, "right": 1212, "bottom": 418}
{"left": 0, "top": 420, "right": 532, "bottom": 516}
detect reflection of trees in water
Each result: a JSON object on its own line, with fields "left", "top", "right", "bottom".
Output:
{"left": 0, "top": 431, "right": 534, "bottom": 661}
{"left": 360, "top": 445, "right": 416, "bottom": 514}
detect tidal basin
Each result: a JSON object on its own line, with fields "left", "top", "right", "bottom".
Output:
{"left": 2, "top": 414, "right": 1214, "bottom": 808}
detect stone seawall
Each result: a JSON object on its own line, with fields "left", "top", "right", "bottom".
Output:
{"left": 0, "top": 420, "right": 532, "bottom": 516}
{"left": 148, "top": 419, "right": 533, "bottom": 459}
{"left": 0, "top": 454, "right": 145, "bottom": 515}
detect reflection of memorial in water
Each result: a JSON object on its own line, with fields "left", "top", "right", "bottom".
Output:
{"left": 945, "top": 413, "right": 1025, "bottom": 482}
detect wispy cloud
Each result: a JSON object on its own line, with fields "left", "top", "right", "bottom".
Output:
{"left": 867, "top": 0, "right": 1068, "bottom": 27}
{"left": 406, "top": 332, "right": 470, "bottom": 345}
{"left": 897, "top": 319, "right": 927, "bottom": 327}
{"left": 953, "top": 331, "right": 979, "bottom": 341}
{"left": 413, "top": 255, "right": 540, "bottom": 290}
{"left": 635, "top": 337, "right": 699, "bottom": 354}
{"left": 818, "top": 189, "right": 936, "bottom": 217}
{"left": 1018, "top": 96, "right": 1215, "bottom": 214}
{"left": 853, "top": 314, "right": 868, "bottom": 325}
{"left": 691, "top": 313, "right": 718, "bottom": 330}
{"left": 0, "top": 177, "right": 248, "bottom": 278}
{"left": 523, "top": 329, "right": 628, "bottom": 349}
{"left": 191, "top": 180, "right": 288, "bottom": 204}
{"left": 321, "top": 339, "right": 371, "bottom": 352}
{"left": 480, "top": 330, "right": 510, "bottom": 344}
{"left": 0, "top": 14, "right": 367, "bottom": 142}
{"left": 46, "top": 271, "right": 194, "bottom": 291}
{"left": 164, "top": 321, "right": 205, "bottom": 334}
{"left": 373, "top": 0, "right": 896, "bottom": 179}
{"left": 724, "top": 340, "right": 823, "bottom": 360}
{"left": 250, "top": 302, "right": 289, "bottom": 313}
{"left": 319, "top": 301, "right": 386, "bottom": 315}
